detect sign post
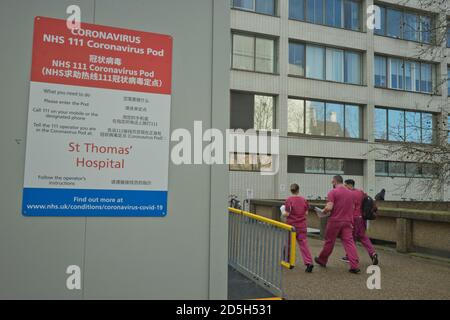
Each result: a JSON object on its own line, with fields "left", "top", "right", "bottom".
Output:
{"left": 22, "top": 17, "right": 172, "bottom": 217}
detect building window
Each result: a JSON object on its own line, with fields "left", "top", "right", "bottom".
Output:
{"left": 292, "top": 41, "right": 362, "bottom": 84}
{"left": 289, "top": 42, "right": 305, "bottom": 76}
{"left": 230, "top": 92, "right": 275, "bottom": 131}
{"left": 229, "top": 153, "right": 273, "bottom": 172}
{"left": 375, "top": 161, "right": 437, "bottom": 178}
{"left": 387, "top": 109, "right": 405, "bottom": 142}
{"left": 344, "top": 51, "right": 362, "bottom": 84}
{"left": 345, "top": 104, "right": 361, "bottom": 138}
{"left": 326, "top": 48, "right": 344, "bottom": 82}
{"left": 375, "top": 160, "right": 388, "bottom": 176}
{"left": 305, "top": 157, "right": 325, "bottom": 173}
{"left": 255, "top": 38, "right": 275, "bottom": 73}
{"left": 254, "top": 95, "right": 274, "bottom": 130}
{"left": 374, "top": 55, "right": 387, "bottom": 87}
{"left": 232, "top": 0, "right": 276, "bottom": 16}
{"left": 374, "top": 108, "right": 387, "bottom": 140}
{"left": 325, "top": 0, "right": 342, "bottom": 28}
{"left": 325, "top": 103, "right": 345, "bottom": 137}
{"left": 386, "top": 8, "right": 401, "bottom": 38}
{"left": 389, "top": 162, "right": 405, "bottom": 177}
{"left": 389, "top": 57, "right": 403, "bottom": 90}
{"left": 405, "top": 162, "right": 421, "bottom": 177}
{"left": 374, "top": 107, "right": 436, "bottom": 144}
{"left": 343, "top": 0, "right": 360, "bottom": 31}
{"left": 287, "top": 98, "right": 305, "bottom": 133}
{"left": 289, "top": 0, "right": 361, "bottom": 31}
{"left": 289, "top": 156, "right": 363, "bottom": 175}
{"left": 403, "top": 12, "right": 419, "bottom": 41}
{"left": 306, "top": 45, "right": 325, "bottom": 79}
{"left": 288, "top": 98, "right": 362, "bottom": 138}
{"left": 305, "top": 100, "right": 326, "bottom": 135}
{"left": 325, "top": 158, "right": 345, "bottom": 174}
{"left": 232, "top": 33, "right": 276, "bottom": 73}
{"left": 374, "top": 55, "right": 435, "bottom": 93}
{"left": 289, "top": 0, "right": 305, "bottom": 20}
{"left": 374, "top": 4, "right": 432, "bottom": 44}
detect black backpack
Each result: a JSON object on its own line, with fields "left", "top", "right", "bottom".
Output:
{"left": 361, "top": 195, "right": 377, "bottom": 220}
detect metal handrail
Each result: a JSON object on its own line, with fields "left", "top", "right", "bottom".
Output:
{"left": 228, "top": 207, "right": 297, "bottom": 297}
{"left": 228, "top": 207, "right": 297, "bottom": 269}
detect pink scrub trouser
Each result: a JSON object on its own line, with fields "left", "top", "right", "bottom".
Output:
{"left": 286, "top": 227, "right": 313, "bottom": 266}
{"left": 353, "top": 217, "right": 376, "bottom": 258}
{"left": 317, "top": 220, "right": 360, "bottom": 270}
{"left": 296, "top": 230, "right": 313, "bottom": 266}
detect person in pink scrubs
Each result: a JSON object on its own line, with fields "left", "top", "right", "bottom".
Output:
{"left": 343, "top": 179, "right": 378, "bottom": 265}
{"left": 314, "top": 175, "right": 361, "bottom": 273}
{"left": 284, "top": 183, "right": 314, "bottom": 273}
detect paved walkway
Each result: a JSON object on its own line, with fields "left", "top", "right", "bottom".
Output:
{"left": 282, "top": 237, "right": 450, "bottom": 300}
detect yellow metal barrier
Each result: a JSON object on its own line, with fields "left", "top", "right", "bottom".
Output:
{"left": 228, "top": 207, "right": 296, "bottom": 269}
{"left": 228, "top": 207, "right": 297, "bottom": 297}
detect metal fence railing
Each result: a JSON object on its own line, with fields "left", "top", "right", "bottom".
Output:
{"left": 228, "top": 207, "right": 296, "bottom": 297}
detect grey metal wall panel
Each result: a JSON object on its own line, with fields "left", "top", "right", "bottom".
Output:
{"left": 0, "top": 0, "right": 229, "bottom": 299}
{"left": 0, "top": 0, "right": 95, "bottom": 300}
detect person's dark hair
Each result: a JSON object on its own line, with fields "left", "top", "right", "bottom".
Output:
{"left": 290, "top": 183, "right": 300, "bottom": 194}
{"left": 345, "top": 179, "right": 355, "bottom": 187}
{"left": 333, "top": 175, "right": 343, "bottom": 184}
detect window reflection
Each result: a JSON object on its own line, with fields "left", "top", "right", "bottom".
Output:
{"left": 405, "top": 111, "right": 421, "bottom": 143}
{"left": 325, "top": 158, "right": 345, "bottom": 174}
{"left": 254, "top": 95, "right": 274, "bottom": 131}
{"left": 305, "top": 100, "right": 325, "bottom": 135}
{"left": 388, "top": 109, "right": 405, "bottom": 142}
{"left": 288, "top": 99, "right": 305, "bottom": 134}
{"left": 387, "top": 8, "right": 401, "bottom": 38}
{"left": 374, "top": 108, "right": 387, "bottom": 140}
{"left": 375, "top": 107, "right": 435, "bottom": 144}
{"left": 345, "top": 105, "right": 360, "bottom": 138}
{"left": 305, "top": 157, "right": 325, "bottom": 173}
{"left": 288, "top": 99, "right": 361, "bottom": 139}
{"left": 325, "top": 103, "right": 345, "bottom": 137}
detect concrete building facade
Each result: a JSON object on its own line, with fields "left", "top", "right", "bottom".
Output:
{"left": 229, "top": 0, "right": 450, "bottom": 202}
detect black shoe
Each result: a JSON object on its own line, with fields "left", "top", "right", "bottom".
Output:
{"left": 349, "top": 268, "right": 361, "bottom": 274}
{"left": 305, "top": 264, "right": 314, "bottom": 273}
{"left": 341, "top": 256, "right": 349, "bottom": 263}
{"left": 371, "top": 253, "right": 379, "bottom": 266}
{"left": 314, "top": 257, "right": 326, "bottom": 267}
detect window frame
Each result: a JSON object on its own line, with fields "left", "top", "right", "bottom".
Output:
{"left": 375, "top": 160, "right": 438, "bottom": 178}
{"left": 299, "top": 156, "right": 363, "bottom": 175}
{"left": 289, "top": 0, "right": 362, "bottom": 32}
{"left": 229, "top": 152, "right": 274, "bottom": 172}
{"left": 230, "top": 91, "right": 276, "bottom": 132}
{"left": 231, "top": 0, "right": 277, "bottom": 16}
{"left": 287, "top": 97, "right": 363, "bottom": 139}
{"left": 374, "top": 54, "right": 436, "bottom": 94}
{"left": 374, "top": 106, "right": 437, "bottom": 145}
{"left": 373, "top": 3, "right": 434, "bottom": 44}
{"left": 231, "top": 32, "right": 278, "bottom": 74}
{"left": 289, "top": 40, "right": 363, "bottom": 85}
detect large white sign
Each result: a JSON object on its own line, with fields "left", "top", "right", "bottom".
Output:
{"left": 22, "top": 17, "right": 172, "bottom": 216}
